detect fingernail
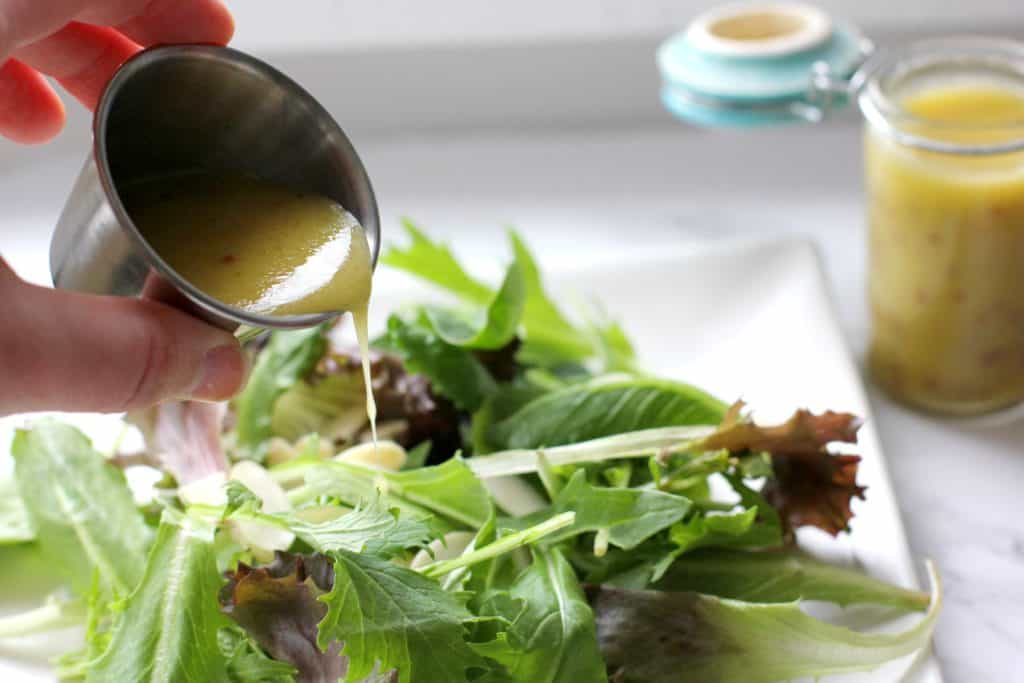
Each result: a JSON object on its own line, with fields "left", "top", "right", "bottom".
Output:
{"left": 191, "top": 345, "right": 247, "bottom": 401}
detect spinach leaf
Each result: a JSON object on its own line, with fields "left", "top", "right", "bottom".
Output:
{"left": 12, "top": 421, "right": 151, "bottom": 594}
{"left": 655, "top": 549, "right": 930, "bottom": 611}
{"left": 385, "top": 313, "right": 497, "bottom": 412}
{"left": 470, "top": 382, "right": 548, "bottom": 455}
{"left": 318, "top": 549, "right": 484, "bottom": 683}
{"left": 235, "top": 326, "right": 328, "bottom": 458}
{"left": 489, "top": 374, "right": 728, "bottom": 450}
{"left": 476, "top": 547, "right": 607, "bottom": 683}
{"left": 88, "top": 511, "right": 230, "bottom": 682}
{"left": 425, "top": 261, "right": 525, "bottom": 350}
{"left": 512, "top": 471, "right": 691, "bottom": 551}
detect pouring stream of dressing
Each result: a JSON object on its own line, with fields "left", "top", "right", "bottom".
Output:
{"left": 125, "top": 172, "right": 378, "bottom": 443}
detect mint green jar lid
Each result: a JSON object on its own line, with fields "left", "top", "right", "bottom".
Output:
{"left": 657, "top": 3, "right": 871, "bottom": 126}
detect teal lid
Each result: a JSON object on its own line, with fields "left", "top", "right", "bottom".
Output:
{"left": 657, "top": 3, "right": 870, "bottom": 127}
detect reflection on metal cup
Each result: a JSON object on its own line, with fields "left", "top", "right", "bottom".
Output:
{"left": 49, "top": 44, "right": 380, "bottom": 331}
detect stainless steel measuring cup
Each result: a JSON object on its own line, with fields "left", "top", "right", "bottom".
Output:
{"left": 50, "top": 44, "right": 380, "bottom": 331}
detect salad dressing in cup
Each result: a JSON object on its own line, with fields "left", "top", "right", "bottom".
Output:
{"left": 659, "top": 3, "right": 1024, "bottom": 415}
{"left": 50, "top": 45, "right": 381, "bottom": 432}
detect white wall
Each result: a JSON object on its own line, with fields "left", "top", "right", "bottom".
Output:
{"left": 227, "top": 0, "right": 1021, "bottom": 52}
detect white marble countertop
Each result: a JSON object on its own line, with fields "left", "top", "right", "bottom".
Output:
{"left": 1, "top": 121, "right": 1020, "bottom": 681}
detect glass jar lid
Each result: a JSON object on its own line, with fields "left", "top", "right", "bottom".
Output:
{"left": 657, "top": 2, "right": 870, "bottom": 126}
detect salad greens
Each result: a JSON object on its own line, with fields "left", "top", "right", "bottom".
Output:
{"left": 0, "top": 225, "right": 939, "bottom": 682}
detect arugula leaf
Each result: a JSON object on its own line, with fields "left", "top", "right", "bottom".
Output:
{"left": 587, "top": 564, "right": 941, "bottom": 682}
{"left": 221, "top": 553, "right": 344, "bottom": 683}
{"left": 12, "top": 420, "right": 151, "bottom": 594}
{"left": 506, "top": 231, "right": 593, "bottom": 366}
{"left": 425, "top": 262, "right": 525, "bottom": 350}
{"left": 644, "top": 505, "right": 780, "bottom": 582}
{"left": 587, "top": 318, "right": 637, "bottom": 374}
{"left": 668, "top": 508, "right": 761, "bottom": 553}
{"left": 0, "top": 472, "right": 34, "bottom": 544}
{"left": 382, "top": 225, "right": 633, "bottom": 370}
{"left": 318, "top": 549, "right": 484, "bottom": 683}
{"left": 420, "top": 512, "right": 575, "bottom": 579}
{"left": 489, "top": 374, "right": 728, "bottom": 450}
{"left": 382, "top": 219, "right": 494, "bottom": 305}
{"left": 235, "top": 326, "right": 328, "bottom": 458}
{"left": 654, "top": 549, "right": 931, "bottom": 611}
{"left": 88, "top": 511, "right": 230, "bottom": 682}
{"left": 512, "top": 471, "right": 691, "bottom": 551}
{"left": 281, "top": 501, "right": 435, "bottom": 557}
{"left": 385, "top": 314, "right": 497, "bottom": 412}
{"left": 301, "top": 457, "right": 493, "bottom": 530}
{"left": 476, "top": 547, "right": 607, "bottom": 683}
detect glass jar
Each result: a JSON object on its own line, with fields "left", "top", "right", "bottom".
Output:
{"left": 858, "top": 39, "right": 1024, "bottom": 415}
{"left": 659, "top": 11, "right": 1024, "bottom": 415}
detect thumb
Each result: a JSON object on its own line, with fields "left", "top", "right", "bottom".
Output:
{"left": 0, "top": 263, "right": 246, "bottom": 415}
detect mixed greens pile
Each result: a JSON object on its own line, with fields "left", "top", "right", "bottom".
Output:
{"left": 0, "top": 223, "right": 939, "bottom": 682}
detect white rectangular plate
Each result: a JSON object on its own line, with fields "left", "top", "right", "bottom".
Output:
{"left": 0, "top": 236, "right": 941, "bottom": 682}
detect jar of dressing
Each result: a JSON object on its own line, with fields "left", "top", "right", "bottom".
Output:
{"left": 860, "top": 40, "right": 1024, "bottom": 415}
{"left": 658, "top": 3, "right": 1024, "bottom": 415}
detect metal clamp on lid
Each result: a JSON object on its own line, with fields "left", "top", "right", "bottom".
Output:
{"left": 657, "top": 2, "right": 872, "bottom": 126}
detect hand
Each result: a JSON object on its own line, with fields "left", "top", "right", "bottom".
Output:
{"left": 0, "top": 0, "right": 245, "bottom": 415}
{"left": 0, "top": 0, "right": 234, "bottom": 143}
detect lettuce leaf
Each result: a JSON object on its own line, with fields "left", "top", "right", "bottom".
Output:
{"left": 130, "top": 400, "right": 229, "bottom": 485}
{"left": 0, "top": 472, "right": 34, "bottom": 544}
{"left": 221, "top": 553, "right": 342, "bottom": 683}
{"left": 219, "top": 627, "right": 298, "bottom": 683}
{"left": 654, "top": 549, "right": 931, "bottom": 611}
{"left": 88, "top": 510, "right": 230, "bottom": 682}
{"left": 587, "top": 564, "right": 941, "bottom": 682}
{"left": 12, "top": 420, "right": 151, "bottom": 594}
{"left": 697, "top": 402, "right": 866, "bottom": 536}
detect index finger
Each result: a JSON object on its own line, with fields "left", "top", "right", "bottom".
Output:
{"left": 12, "top": 0, "right": 233, "bottom": 110}
{"left": 115, "top": 0, "right": 233, "bottom": 48}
